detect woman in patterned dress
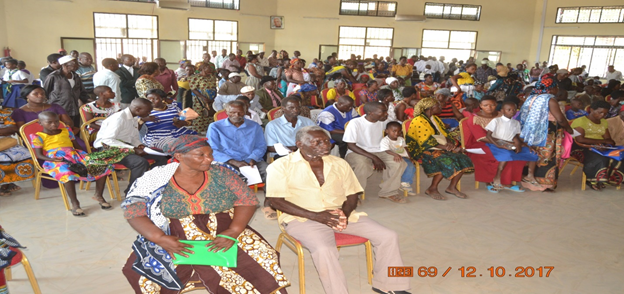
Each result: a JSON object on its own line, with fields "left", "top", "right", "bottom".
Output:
{"left": 142, "top": 89, "right": 196, "bottom": 148}
{"left": 135, "top": 62, "right": 164, "bottom": 99}
{"left": 121, "top": 135, "right": 289, "bottom": 294}
{"left": 188, "top": 63, "right": 217, "bottom": 134}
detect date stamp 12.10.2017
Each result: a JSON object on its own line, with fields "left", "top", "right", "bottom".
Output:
{"left": 388, "top": 266, "right": 554, "bottom": 278}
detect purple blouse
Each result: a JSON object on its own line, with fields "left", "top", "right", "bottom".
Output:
{"left": 11, "top": 104, "right": 68, "bottom": 124}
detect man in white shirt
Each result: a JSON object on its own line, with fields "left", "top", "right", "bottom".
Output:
{"left": 415, "top": 56, "right": 427, "bottom": 73}
{"left": 343, "top": 102, "right": 407, "bottom": 204}
{"left": 94, "top": 98, "right": 168, "bottom": 194}
{"left": 93, "top": 58, "right": 122, "bottom": 102}
{"left": 606, "top": 65, "right": 622, "bottom": 81}
{"left": 215, "top": 49, "right": 228, "bottom": 69}
{"left": 438, "top": 56, "right": 448, "bottom": 76}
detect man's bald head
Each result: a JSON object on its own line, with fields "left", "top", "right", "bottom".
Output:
{"left": 129, "top": 98, "right": 153, "bottom": 118}
{"left": 363, "top": 101, "right": 384, "bottom": 114}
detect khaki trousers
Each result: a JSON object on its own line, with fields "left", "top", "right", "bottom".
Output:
{"left": 284, "top": 216, "right": 411, "bottom": 294}
{"left": 345, "top": 151, "right": 407, "bottom": 197}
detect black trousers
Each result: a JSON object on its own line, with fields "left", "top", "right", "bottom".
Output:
{"left": 331, "top": 133, "right": 348, "bottom": 158}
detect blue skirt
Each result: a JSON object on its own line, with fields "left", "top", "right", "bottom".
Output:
{"left": 486, "top": 143, "right": 538, "bottom": 162}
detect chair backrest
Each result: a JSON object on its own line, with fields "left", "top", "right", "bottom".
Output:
{"left": 79, "top": 117, "right": 105, "bottom": 153}
{"left": 268, "top": 107, "right": 282, "bottom": 121}
{"left": 353, "top": 89, "right": 363, "bottom": 107}
{"left": 401, "top": 120, "right": 411, "bottom": 138}
{"left": 356, "top": 105, "right": 365, "bottom": 116}
{"left": 321, "top": 88, "right": 330, "bottom": 106}
{"left": 79, "top": 104, "right": 89, "bottom": 127}
{"left": 458, "top": 117, "right": 468, "bottom": 149}
{"left": 310, "top": 94, "right": 323, "bottom": 108}
{"left": 214, "top": 110, "right": 228, "bottom": 121}
{"left": 275, "top": 210, "right": 287, "bottom": 234}
{"left": 19, "top": 120, "right": 67, "bottom": 171}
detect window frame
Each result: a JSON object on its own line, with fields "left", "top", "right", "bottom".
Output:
{"left": 187, "top": 17, "right": 239, "bottom": 41}
{"left": 547, "top": 35, "right": 624, "bottom": 78}
{"left": 337, "top": 25, "right": 395, "bottom": 59}
{"left": 420, "top": 29, "right": 478, "bottom": 50}
{"left": 93, "top": 12, "right": 159, "bottom": 39}
{"left": 555, "top": 6, "right": 624, "bottom": 24}
{"left": 423, "top": 2, "right": 482, "bottom": 21}
{"left": 339, "top": 0, "right": 398, "bottom": 18}
{"left": 189, "top": 0, "right": 240, "bottom": 10}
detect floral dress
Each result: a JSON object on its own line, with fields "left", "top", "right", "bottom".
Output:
{"left": 31, "top": 126, "right": 113, "bottom": 182}
{"left": 188, "top": 74, "right": 217, "bottom": 134}
{"left": 135, "top": 78, "right": 164, "bottom": 99}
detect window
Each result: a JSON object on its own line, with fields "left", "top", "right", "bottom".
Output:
{"left": 187, "top": 18, "right": 238, "bottom": 63}
{"left": 189, "top": 0, "right": 239, "bottom": 10}
{"left": 339, "top": 1, "right": 397, "bottom": 17}
{"left": 93, "top": 13, "right": 158, "bottom": 69}
{"left": 338, "top": 26, "right": 393, "bottom": 59}
{"left": 548, "top": 35, "right": 624, "bottom": 78}
{"left": 421, "top": 29, "right": 477, "bottom": 61}
{"left": 556, "top": 6, "right": 624, "bottom": 23}
{"left": 424, "top": 3, "right": 481, "bottom": 21}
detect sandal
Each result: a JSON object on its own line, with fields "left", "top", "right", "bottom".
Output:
{"left": 1, "top": 184, "right": 20, "bottom": 192}
{"left": 380, "top": 194, "right": 407, "bottom": 204}
{"left": 521, "top": 178, "right": 545, "bottom": 191}
{"left": 71, "top": 207, "right": 86, "bottom": 217}
{"left": 262, "top": 207, "right": 277, "bottom": 220}
{"left": 487, "top": 183, "right": 501, "bottom": 193}
{"left": 445, "top": 190, "right": 468, "bottom": 199}
{"left": 424, "top": 190, "right": 446, "bottom": 200}
{"left": 503, "top": 185, "right": 525, "bottom": 193}
{"left": 0, "top": 190, "right": 11, "bottom": 197}
{"left": 588, "top": 182, "right": 602, "bottom": 191}
{"left": 93, "top": 196, "right": 113, "bottom": 210}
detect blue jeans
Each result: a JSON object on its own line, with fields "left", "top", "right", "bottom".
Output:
{"left": 401, "top": 157, "right": 416, "bottom": 184}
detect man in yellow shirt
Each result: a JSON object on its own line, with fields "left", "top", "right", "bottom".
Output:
{"left": 391, "top": 56, "right": 414, "bottom": 86}
{"left": 266, "top": 126, "right": 411, "bottom": 294}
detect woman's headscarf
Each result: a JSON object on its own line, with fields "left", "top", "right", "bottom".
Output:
{"left": 496, "top": 64, "right": 509, "bottom": 77}
{"left": 157, "top": 135, "right": 210, "bottom": 155}
{"left": 413, "top": 97, "right": 439, "bottom": 117}
{"left": 290, "top": 58, "right": 300, "bottom": 66}
{"left": 530, "top": 73, "right": 558, "bottom": 95}
{"left": 300, "top": 83, "right": 317, "bottom": 92}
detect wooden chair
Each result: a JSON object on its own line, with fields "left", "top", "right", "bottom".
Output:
{"left": 274, "top": 211, "right": 373, "bottom": 294}
{"left": 78, "top": 117, "right": 122, "bottom": 200}
{"left": 213, "top": 110, "right": 228, "bottom": 121}
{"left": 4, "top": 249, "right": 42, "bottom": 294}
{"left": 267, "top": 107, "right": 282, "bottom": 121}
{"left": 401, "top": 120, "right": 422, "bottom": 194}
{"left": 320, "top": 88, "right": 330, "bottom": 106}
{"left": 458, "top": 117, "right": 479, "bottom": 190}
{"left": 356, "top": 105, "right": 365, "bottom": 117}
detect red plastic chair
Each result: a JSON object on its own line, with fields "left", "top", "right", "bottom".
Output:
{"left": 213, "top": 110, "right": 228, "bottom": 121}
{"left": 321, "top": 88, "right": 330, "bottom": 106}
{"left": 267, "top": 107, "right": 282, "bottom": 121}
{"left": 275, "top": 210, "right": 373, "bottom": 294}
{"left": 356, "top": 105, "right": 365, "bottom": 116}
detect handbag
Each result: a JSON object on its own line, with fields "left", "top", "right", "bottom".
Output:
{"left": 0, "top": 137, "right": 17, "bottom": 152}
{"left": 62, "top": 159, "right": 89, "bottom": 178}
{"left": 173, "top": 234, "right": 238, "bottom": 267}
{"left": 179, "top": 108, "right": 199, "bottom": 121}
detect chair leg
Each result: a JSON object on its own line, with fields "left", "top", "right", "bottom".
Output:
{"left": 457, "top": 180, "right": 461, "bottom": 191}
{"left": 296, "top": 244, "right": 306, "bottom": 294}
{"left": 33, "top": 174, "right": 42, "bottom": 200}
{"left": 275, "top": 235, "right": 284, "bottom": 252}
{"left": 559, "top": 159, "right": 569, "bottom": 176}
{"left": 20, "top": 251, "right": 42, "bottom": 294}
{"left": 5, "top": 266, "right": 11, "bottom": 280}
{"left": 254, "top": 184, "right": 258, "bottom": 193}
{"left": 85, "top": 181, "right": 92, "bottom": 191}
{"left": 361, "top": 191, "right": 365, "bottom": 200}
{"left": 581, "top": 172, "right": 586, "bottom": 191}
{"left": 79, "top": 180, "right": 85, "bottom": 190}
{"left": 112, "top": 171, "right": 122, "bottom": 200}
{"left": 105, "top": 177, "right": 115, "bottom": 200}
{"left": 570, "top": 164, "right": 580, "bottom": 176}
{"left": 364, "top": 241, "right": 374, "bottom": 285}
{"left": 58, "top": 182, "right": 71, "bottom": 211}
{"left": 416, "top": 164, "right": 420, "bottom": 194}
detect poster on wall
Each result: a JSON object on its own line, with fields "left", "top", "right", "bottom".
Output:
{"left": 270, "top": 16, "right": 284, "bottom": 29}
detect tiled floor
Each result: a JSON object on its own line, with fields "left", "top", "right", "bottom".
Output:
{"left": 1, "top": 166, "right": 623, "bottom": 294}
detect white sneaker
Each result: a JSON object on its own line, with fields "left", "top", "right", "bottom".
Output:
{"left": 400, "top": 182, "right": 416, "bottom": 196}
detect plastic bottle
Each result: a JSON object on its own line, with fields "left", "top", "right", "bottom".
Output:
{"left": 179, "top": 109, "right": 187, "bottom": 121}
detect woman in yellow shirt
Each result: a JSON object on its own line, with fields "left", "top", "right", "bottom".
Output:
{"left": 326, "top": 79, "right": 355, "bottom": 105}
{"left": 391, "top": 56, "right": 414, "bottom": 86}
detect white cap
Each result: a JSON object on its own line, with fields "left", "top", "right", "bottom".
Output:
{"left": 228, "top": 72, "right": 241, "bottom": 78}
{"left": 240, "top": 86, "right": 255, "bottom": 93}
{"left": 58, "top": 55, "right": 76, "bottom": 65}
{"left": 385, "top": 77, "right": 398, "bottom": 85}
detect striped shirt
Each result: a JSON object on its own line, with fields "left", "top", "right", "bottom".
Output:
{"left": 142, "top": 102, "right": 197, "bottom": 147}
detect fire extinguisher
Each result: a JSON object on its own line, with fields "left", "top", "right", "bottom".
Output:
{"left": 3, "top": 47, "right": 10, "bottom": 57}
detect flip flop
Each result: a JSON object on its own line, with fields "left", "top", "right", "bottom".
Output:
{"left": 71, "top": 208, "right": 86, "bottom": 217}
{"left": 93, "top": 196, "right": 113, "bottom": 210}
{"left": 486, "top": 184, "right": 500, "bottom": 193}
{"left": 445, "top": 190, "right": 468, "bottom": 199}
{"left": 2, "top": 184, "right": 20, "bottom": 192}
{"left": 380, "top": 194, "right": 407, "bottom": 204}
{"left": 424, "top": 191, "right": 446, "bottom": 200}
{"left": 503, "top": 185, "right": 525, "bottom": 192}
{"left": 262, "top": 207, "right": 277, "bottom": 220}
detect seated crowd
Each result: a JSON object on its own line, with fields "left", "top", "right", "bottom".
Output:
{"left": 0, "top": 48, "right": 623, "bottom": 294}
